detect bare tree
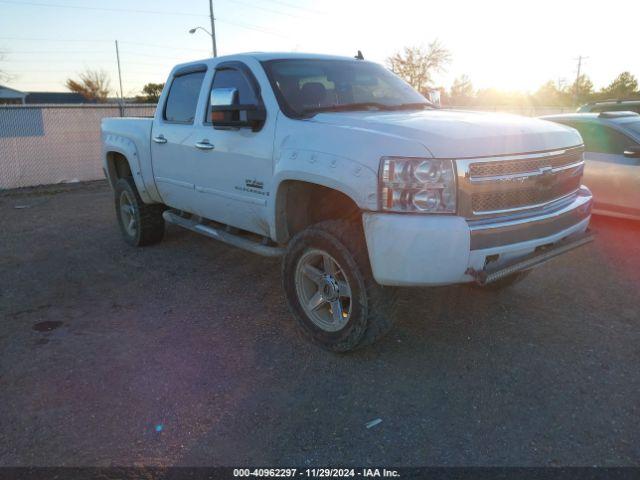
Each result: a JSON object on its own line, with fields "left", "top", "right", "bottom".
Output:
{"left": 449, "top": 74, "right": 474, "bottom": 105}
{"left": 66, "top": 69, "right": 111, "bottom": 102}
{"left": 135, "top": 82, "right": 165, "bottom": 103}
{"left": 0, "top": 50, "right": 11, "bottom": 83}
{"left": 387, "top": 41, "right": 451, "bottom": 95}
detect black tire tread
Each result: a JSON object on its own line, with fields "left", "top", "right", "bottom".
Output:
{"left": 284, "top": 219, "right": 398, "bottom": 351}
{"left": 115, "top": 177, "right": 165, "bottom": 247}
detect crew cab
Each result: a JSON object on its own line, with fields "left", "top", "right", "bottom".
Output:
{"left": 102, "top": 52, "right": 593, "bottom": 352}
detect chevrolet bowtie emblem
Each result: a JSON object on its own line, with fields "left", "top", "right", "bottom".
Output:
{"left": 537, "top": 166, "right": 554, "bottom": 188}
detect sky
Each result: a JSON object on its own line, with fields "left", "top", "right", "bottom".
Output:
{"left": 0, "top": 0, "right": 638, "bottom": 96}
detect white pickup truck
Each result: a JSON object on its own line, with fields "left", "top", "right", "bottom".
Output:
{"left": 102, "top": 52, "right": 593, "bottom": 351}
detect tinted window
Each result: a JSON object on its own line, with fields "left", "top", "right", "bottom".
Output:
{"left": 566, "top": 122, "right": 634, "bottom": 154}
{"left": 263, "top": 59, "right": 427, "bottom": 116}
{"left": 164, "top": 71, "right": 205, "bottom": 123}
{"left": 621, "top": 120, "right": 640, "bottom": 136}
{"left": 592, "top": 104, "right": 640, "bottom": 113}
{"left": 210, "top": 68, "right": 258, "bottom": 106}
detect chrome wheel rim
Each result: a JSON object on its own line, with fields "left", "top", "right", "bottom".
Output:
{"left": 119, "top": 190, "right": 137, "bottom": 237}
{"left": 294, "top": 249, "right": 352, "bottom": 332}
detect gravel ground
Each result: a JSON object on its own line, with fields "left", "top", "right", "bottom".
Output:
{"left": 1, "top": 181, "right": 639, "bottom": 467}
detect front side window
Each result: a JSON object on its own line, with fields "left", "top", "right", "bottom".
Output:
{"left": 620, "top": 119, "right": 640, "bottom": 136}
{"left": 262, "top": 59, "right": 430, "bottom": 117}
{"left": 592, "top": 104, "right": 640, "bottom": 114}
{"left": 163, "top": 70, "right": 206, "bottom": 123}
{"left": 210, "top": 69, "right": 258, "bottom": 105}
{"left": 565, "top": 122, "right": 634, "bottom": 155}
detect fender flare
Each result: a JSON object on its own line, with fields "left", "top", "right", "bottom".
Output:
{"left": 103, "top": 134, "right": 153, "bottom": 203}
{"left": 270, "top": 168, "right": 377, "bottom": 244}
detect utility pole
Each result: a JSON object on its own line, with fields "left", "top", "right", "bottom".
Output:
{"left": 209, "top": 0, "right": 218, "bottom": 57}
{"left": 573, "top": 55, "right": 588, "bottom": 105}
{"left": 115, "top": 40, "right": 125, "bottom": 116}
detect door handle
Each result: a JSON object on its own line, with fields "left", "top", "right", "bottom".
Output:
{"left": 195, "top": 140, "right": 215, "bottom": 150}
{"left": 152, "top": 135, "right": 167, "bottom": 144}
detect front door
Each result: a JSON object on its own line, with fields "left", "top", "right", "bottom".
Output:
{"left": 568, "top": 121, "right": 640, "bottom": 216}
{"left": 187, "top": 63, "right": 275, "bottom": 236}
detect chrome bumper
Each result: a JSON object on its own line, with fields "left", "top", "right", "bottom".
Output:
{"left": 363, "top": 187, "right": 593, "bottom": 287}
{"left": 468, "top": 187, "right": 593, "bottom": 250}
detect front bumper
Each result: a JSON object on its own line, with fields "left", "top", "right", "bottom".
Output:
{"left": 362, "top": 186, "right": 593, "bottom": 286}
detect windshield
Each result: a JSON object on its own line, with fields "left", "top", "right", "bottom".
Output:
{"left": 262, "top": 59, "right": 430, "bottom": 117}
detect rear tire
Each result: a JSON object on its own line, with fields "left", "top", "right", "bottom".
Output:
{"left": 282, "top": 219, "right": 398, "bottom": 352}
{"left": 114, "top": 177, "right": 165, "bottom": 247}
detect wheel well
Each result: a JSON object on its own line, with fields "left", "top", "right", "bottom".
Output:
{"left": 276, "top": 181, "right": 361, "bottom": 243}
{"left": 105, "top": 152, "right": 132, "bottom": 186}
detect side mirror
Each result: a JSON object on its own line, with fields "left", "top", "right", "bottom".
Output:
{"left": 623, "top": 145, "right": 640, "bottom": 158}
{"left": 210, "top": 87, "right": 266, "bottom": 132}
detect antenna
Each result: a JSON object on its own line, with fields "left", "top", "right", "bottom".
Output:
{"left": 115, "top": 40, "right": 124, "bottom": 116}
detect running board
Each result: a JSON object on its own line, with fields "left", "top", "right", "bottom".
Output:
{"left": 466, "top": 229, "right": 594, "bottom": 285}
{"left": 162, "top": 211, "right": 285, "bottom": 258}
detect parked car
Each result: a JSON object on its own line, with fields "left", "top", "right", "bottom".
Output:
{"left": 101, "top": 53, "right": 593, "bottom": 352}
{"left": 542, "top": 112, "right": 640, "bottom": 220}
{"left": 577, "top": 99, "right": 640, "bottom": 114}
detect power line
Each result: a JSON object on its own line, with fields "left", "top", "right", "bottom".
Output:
{"left": 573, "top": 55, "right": 589, "bottom": 104}
{"left": 5, "top": 51, "right": 114, "bottom": 54}
{"left": 1, "top": 59, "right": 171, "bottom": 67}
{"left": 258, "top": 0, "right": 326, "bottom": 14}
{"left": 0, "top": 0, "right": 291, "bottom": 37}
{"left": 0, "top": 37, "right": 111, "bottom": 43}
{"left": 218, "top": 18, "right": 288, "bottom": 37}
{"left": 0, "top": 0, "right": 207, "bottom": 17}
{"left": 226, "top": 0, "right": 305, "bottom": 19}
{"left": 0, "top": 37, "right": 211, "bottom": 53}
{"left": 119, "top": 41, "right": 209, "bottom": 53}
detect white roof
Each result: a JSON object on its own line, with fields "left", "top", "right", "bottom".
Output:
{"left": 243, "top": 52, "right": 359, "bottom": 61}
{"left": 173, "top": 52, "right": 367, "bottom": 70}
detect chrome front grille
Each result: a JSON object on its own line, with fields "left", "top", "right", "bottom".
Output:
{"left": 471, "top": 167, "right": 583, "bottom": 212}
{"left": 468, "top": 149, "right": 583, "bottom": 178}
{"left": 456, "top": 147, "right": 585, "bottom": 218}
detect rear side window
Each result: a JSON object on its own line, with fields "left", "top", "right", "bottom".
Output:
{"left": 164, "top": 71, "right": 206, "bottom": 123}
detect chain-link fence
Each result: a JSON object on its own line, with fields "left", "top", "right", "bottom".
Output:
{"left": 0, "top": 104, "right": 155, "bottom": 190}
{"left": 0, "top": 103, "right": 571, "bottom": 190}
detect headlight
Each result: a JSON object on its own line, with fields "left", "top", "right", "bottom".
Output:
{"left": 379, "top": 157, "right": 456, "bottom": 213}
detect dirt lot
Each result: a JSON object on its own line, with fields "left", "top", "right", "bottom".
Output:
{"left": 1, "top": 181, "right": 639, "bottom": 467}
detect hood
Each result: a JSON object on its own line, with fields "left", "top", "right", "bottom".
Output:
{"left": 308, "top": 109, "right": 583, "bottom": 158}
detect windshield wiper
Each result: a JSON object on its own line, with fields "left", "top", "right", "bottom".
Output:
{"left": 386, "top": 102, "right": 436, "bottom": 111}
{"left": 301, "top": 102, "right": 392, "bottom": 115}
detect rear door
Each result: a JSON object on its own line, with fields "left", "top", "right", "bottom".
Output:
{"left": 150, "top": 65, "right": 207, "bottom": 213}
{"left": 565, "top": 121, "right": 640, "bottom": 216}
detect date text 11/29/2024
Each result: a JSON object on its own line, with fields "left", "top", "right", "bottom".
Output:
{"left": 232, "top": 468, "right": 400, "bottom": 478}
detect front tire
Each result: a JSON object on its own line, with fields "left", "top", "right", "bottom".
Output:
{"left": 282, "top": 220, "right": 398, "bottom": 352}
{"left": 114, "top": 177, "right": 165, "bottom": 247}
